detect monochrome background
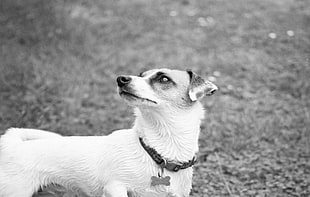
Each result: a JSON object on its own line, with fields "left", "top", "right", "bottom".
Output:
{"left": 0, "top": 0, "right": 309, "bottom": 196}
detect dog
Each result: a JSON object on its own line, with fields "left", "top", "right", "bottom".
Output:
{"left": 0, "top": 68, "right": 218, "bottom": 197}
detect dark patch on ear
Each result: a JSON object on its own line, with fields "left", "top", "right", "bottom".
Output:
{"left": 196, "top": 92, "right": 203, "bottom": 99}
{"left": 187, "top": 70, "right": 218, "bottom": 102}
{"left": 138, "top": 71, "right": 146, "bottom": 77}
{"left": 187, "top": 70, "right": 205, "bottom": 88}
{"left": 186, "top": 69, "right": 194, "bottom": 82}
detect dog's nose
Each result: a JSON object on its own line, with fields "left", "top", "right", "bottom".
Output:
{"left": 117, "top": 76, "right": 132, "bottom": 87}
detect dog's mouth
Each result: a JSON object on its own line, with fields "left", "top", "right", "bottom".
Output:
{"left": 119, "top": 90, "right": 157, "bottom": 104}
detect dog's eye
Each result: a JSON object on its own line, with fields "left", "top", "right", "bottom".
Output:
{"left": 159, "top": 76, "right": 170, "bottom": 83}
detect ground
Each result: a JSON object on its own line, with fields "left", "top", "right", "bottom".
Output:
{"left": 0, "top": 0, "right": 310, "bottom": 196}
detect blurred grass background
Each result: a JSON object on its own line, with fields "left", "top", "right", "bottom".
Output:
{"left": 0, "top": 0, "right": 310, "bottom": 196}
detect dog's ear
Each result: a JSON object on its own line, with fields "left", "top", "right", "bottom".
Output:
{"left": 187, "top": 70, "right": 218, "bottom": 102}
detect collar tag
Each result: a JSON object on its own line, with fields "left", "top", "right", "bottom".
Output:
{"left": 151, "top": 161, "right": 171, "bottom": 187}
{"left": 151, "top": 175, "right": 171, "bottom": 187}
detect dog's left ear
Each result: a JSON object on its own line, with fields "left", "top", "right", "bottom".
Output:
{"left": 187, "top": 70, "right": 218, "bottom": 102}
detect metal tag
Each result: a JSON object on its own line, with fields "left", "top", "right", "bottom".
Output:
{"left": 150, "top": 175, "right": 171, "bottom": 186}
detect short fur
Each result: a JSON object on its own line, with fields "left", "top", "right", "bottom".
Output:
{"left": 0, "top": 68, "right": 217, "bottom": 197}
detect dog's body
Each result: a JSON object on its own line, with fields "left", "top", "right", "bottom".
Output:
{"left": 0, "top": 68, "right": 217, "bottom": 197}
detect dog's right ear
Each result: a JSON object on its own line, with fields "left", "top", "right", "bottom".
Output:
{"left": 187, "top": 70, "right": 218, "bottom": 102}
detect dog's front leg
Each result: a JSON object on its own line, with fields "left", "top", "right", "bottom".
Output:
{"left": 102, "top": 181, "right": 128, "bottom": 197}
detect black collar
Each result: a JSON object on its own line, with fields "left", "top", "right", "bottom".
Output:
{"left": 139, "top": 137, "right": 197, "bottom": 172}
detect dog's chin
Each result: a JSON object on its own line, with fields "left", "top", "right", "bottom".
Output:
{"left": 119, "top": 91, "right": 158, "bottom": 105}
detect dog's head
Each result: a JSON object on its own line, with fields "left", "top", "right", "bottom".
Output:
{"left": 116, "top": 68, "right": 218, "bottom": 108}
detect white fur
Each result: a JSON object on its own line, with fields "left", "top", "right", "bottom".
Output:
{"left": 0, "top": 69, "right": 215, "bottom": 197}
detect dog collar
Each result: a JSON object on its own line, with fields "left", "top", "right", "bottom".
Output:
{"left": 139, "top": 137, "right": 197, "bottom": 172}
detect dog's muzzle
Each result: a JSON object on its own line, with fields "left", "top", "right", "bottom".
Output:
{"left": 117, "top": 76, "right": 132, "bottom": 88}
{"left": 116, "top": 75, "right": 158, "bottom": 104}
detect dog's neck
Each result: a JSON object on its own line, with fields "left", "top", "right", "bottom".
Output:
{"left": 133, "top": 102, "right": 205, "bottom": 162}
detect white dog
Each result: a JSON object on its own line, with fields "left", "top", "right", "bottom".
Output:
{"left": 0, "top": 68, "right": 218, "bottom": 197}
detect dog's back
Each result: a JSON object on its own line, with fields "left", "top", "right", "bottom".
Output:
{"left": 0, "top": 128, "right": 62, "bottom": 155}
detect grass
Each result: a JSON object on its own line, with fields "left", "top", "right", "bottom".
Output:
{"left": 0, "top": 0, "right": 310, "bottom": 196}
